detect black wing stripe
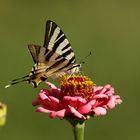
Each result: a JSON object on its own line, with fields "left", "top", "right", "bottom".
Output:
{"left": 44, "top": 21, "right": 58, "bottom": 54}
{"left": 45, "top": 51, "right": 55, "bottom": 61}
{"left": 54, "top": 49, "right": 74, "bottom": 61}
{"left": 64, "top": 55, "right": 75, "bottom": 66}
{"left": 62, "top": 43, "right": 71, "bottom": 51}
{"left": 61, "top": 49, "right": 73, "bottom": 57}
{"left": 44, "top": 48, "right": 49, "bottom": 55}
{"left": 55, "top": 55, "right": 63, "bottom": 60}
{"left": 45, "top": 35, "right": 66, "bottom": 61}
{"left": 67, "top": 64, "right": 80, "bottom": 71}
{"left": 53, "top": 35, "right": 66, "bottom": 51}
{"left": 49, "top": 22, "right": 58, "bottom": 42}
{"left": 54, "top": 56, "right": 76, "bottom": 73}
{"left": 56, "top": 30, "right": 63, "bottom": 40}
{"left": 45, "top": 58, "right": 66, "bottom": 72}
{"left": 43, "top": 20, "right": 53, "bottom": 47}
{"left": 55, "top": 48, "right": 75, "bottom": 61}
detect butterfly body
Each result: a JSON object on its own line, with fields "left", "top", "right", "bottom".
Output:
{"left": 5, "top": 20, "right": 80, "bottom": 88}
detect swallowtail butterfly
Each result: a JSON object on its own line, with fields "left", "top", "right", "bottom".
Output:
{"left": 5, "top": 20, "right": 80, "bottom": 88}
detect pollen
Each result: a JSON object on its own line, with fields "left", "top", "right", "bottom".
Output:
{"left": 60, "top": 75, "right": 96, "bottom": 100}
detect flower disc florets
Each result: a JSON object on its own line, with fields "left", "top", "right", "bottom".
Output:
{"left": 60, "top": 75, "right": 96, "bottom": 100}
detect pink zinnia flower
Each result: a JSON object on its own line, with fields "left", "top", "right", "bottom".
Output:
{"left": 32, "top": 75, "right": 122, "bottom": 119}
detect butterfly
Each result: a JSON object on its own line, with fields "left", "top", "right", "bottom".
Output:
{"left": 5, "top": 20, "right": 81, "bottom": 88}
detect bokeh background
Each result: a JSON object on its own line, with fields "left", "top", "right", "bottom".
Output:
{"left": 0, "top": 0, "right": 139, "bottom": 140}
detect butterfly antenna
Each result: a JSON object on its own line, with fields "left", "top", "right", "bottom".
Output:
{"left": 5, "top": 75, "right": 29, "bottom": 88}
{"left": 79, "top": 51, "right": 92, "bottom": 64}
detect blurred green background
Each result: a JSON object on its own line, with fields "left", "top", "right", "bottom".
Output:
{"left": 0, "top": 0, "right": 139, "bottom": 140}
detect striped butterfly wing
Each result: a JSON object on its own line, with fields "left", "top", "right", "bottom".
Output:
{"left": 43, "top": 20, "right": 78, "bottom": 77}
{"left": 44, "top": 20, "right": 80, "bottom": 77}
{"left": 43, "top": 20, "right": 75, "bottom": 63}
{"left": 28, "top": 20, "right": 79, "bottom": 78}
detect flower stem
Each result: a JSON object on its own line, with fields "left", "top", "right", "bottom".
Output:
{"left": 73, "top": 122, "right": 85, "bottom": 140}
{"left": 66, "top": 118, "right": 85, "bottom": 140}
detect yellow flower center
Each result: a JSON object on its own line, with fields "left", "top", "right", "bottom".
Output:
{"left": 60, "top": 75, "right": 96, "bottom": 100}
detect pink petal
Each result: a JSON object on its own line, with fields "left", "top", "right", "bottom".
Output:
{"left": 93, "top": 86, "right": 103, "bottom": 93}
{"left": 78, "top": 103, "right": 92, "bottom": 114}
{"left": 105, "top": 90, "right": 114, "bottom": 96}
{"left": 76, "top": 97, "right": 87, "bottom": 104}
{"left": 115, "top": 95, "right": 122, "bottom": 104}
{"left": 107, "top": 96, "right": 116, "bottom": 109}
{"left": 78, "top": 100, "right": 96, "bottom": 114}
{"left": 50, "top": 109, "right": 66, "bottom": 118}
{"left": 32, "top": 99, "right": 40, "bottom": 106}
{"left": 63, "top": 96, "right": 86, "bottom": 104}
{"left": 104, "top": 84, "right": 112, "bottom": 89}
{"left": 49, "top": 96, "right": 60, "bottom": 103}
{"left": 93, "top": 107, "right": 107, "bottom": 116}
{"left": 40, "top": 89, "right": 46, "bottom": 94}
{"left": 93, "top": 94, "right": 108, "bottom": 99}
{"left": 99, "top": 87, "right": 108, "bottom": 94}
{"left": 107, "top": 95, "right": 122, "bottom": 109}
{"left": 68, "top": 106, "right": 83, "bottom": 118}
{"left": 63, "top": 96, "right": 77, "bottom": 102}
{"left": 45, "top": 82, "right": 60, "bottom": 94}
{"left": 39, "top": 92, "right": 48, "bottom": 100}
{"left": 45, "top": 82, "right": 58, "bottom": 89}
{"left": 63, "top": 96, "right": 87, "bottom": 108}
{"left": 36, "top": 107, "right": 52, "bottom": 113}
